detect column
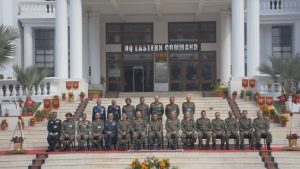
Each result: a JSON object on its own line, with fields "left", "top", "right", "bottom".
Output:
{"left": 220, "top": 11, "right": 232, "bottom": 84}
{"left": 231, "top": 0, "right": 245, "bottom": 77}
{"left": 247, "top": 0, "right": 260, "bottom": 76}
{"left": 54, "top": 0, "right": 68, "bottom": 78}
{"left": 294, "top": 21, "right": 300, "bottom": 56}
{"left": 70, "top": 0, "right": 83, "bottom": 79}
{"left": 88, "top": 13, "right": 101, "bottom": 84}
{"left": 23, "top": 25, "right": 33, "bottom": 68}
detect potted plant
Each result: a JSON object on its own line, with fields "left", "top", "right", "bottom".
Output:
{"left": 287, "top": 133, "right": 299, "bottom": 148}
{"left": 62, "top": 93, "right": 66, "bottom": 101}
{"left": 11, "top": 136, "right": 24, "bottom": 151}
{"left": 1, "top": 119, "right": 8, "bottom": 130}
{"left": 88, "top": 88, "right": 103, "bottom": 99}
{"left": 35, "top": 110, "right": 45, "bottom": 122}
{"left": 245, "top": 90, "right": 253, "bottom": 101}
{"left": 232, "top": 91, "right": 237, "bottom": 100}
{"left": 280, "top": 114, "right": 289, "bottom": 127}
{"left": 68, "top": 92, "right": 74, "bottom": 102}
{"left": 79, "top": 91, "right": 85, "bottom": 102}
{"left": 52, "top": 95, "right": 60, "bottom": 109}
{"left": 213, "top": 79, "right": 228, "bottom": 97}
{"left": 29, "top": 117, "right": 35, "bottom": 126}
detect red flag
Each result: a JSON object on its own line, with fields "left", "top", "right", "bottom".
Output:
{"left": 257, "top": 96, "right": 265, "bottom": 106}
{"left": 292, "top": 94, "right": 300, "bottom": 104}
{"left": 266, "top": 97, "right": 273, "bottom": 106}
{"left": 277, "top": 94, "right": 288, "bottom": 104}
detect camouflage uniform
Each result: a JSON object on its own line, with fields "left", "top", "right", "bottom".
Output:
{"left": 165, "top": 118, "right": 180, "bottom": 148}
{"left": 132, "top": 118, "right": 147, "bottom": 149}
{"left": 148, "top": 120, "right": 163, "bottom": 148}
{"left": 239, "top": 116, "right": 254, "bottom": 149}
{"left": 117, "top": 119, "right": 131, "bottom": 149}
{"left": 196, "top": 117, "right": 212, "bottom": 149}
{"left": 180, "top": 119, "right": 197, "bottom": 148}
{"left": 60, "top": 120, "right": 76, "bottom": 149}
{"left": 165, "top": 103, "right": 180, "bottom": 119}
{"left": 150, "top": 102, "right": 164, "bottom": 121}
{"left": 253, "top": 117, "right": 272, "bottom": 149}
{"left": 182, "top": 102, "right": 195, "bottom": 118}
{"left": 76, "top": 120, "right": 92, "bottom": 148}
{"left": 211, "top": 118, "right": 226, "bottom": 149}
{"left": 122, "top": 105, "right": 136, "bottom": 121}
{"left": 225, "top": 117, "right": 239, "bottom": 149}
{"left": 136, "top": 103, "right": 150, "bottom": 122}
{"left": 90, "top": 119, "right": 104, "bottom": 148}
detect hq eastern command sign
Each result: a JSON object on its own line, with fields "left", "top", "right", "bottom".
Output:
{"left": 123, "top": 43, "right": 200, "bottom": 52}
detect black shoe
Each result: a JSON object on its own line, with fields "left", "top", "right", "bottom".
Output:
{"left": 256, "top": 143, "right": 262, "bottom": 150}
{"left": 212, "top": 144, "right": 216, "bottom": 150}
{"left": 226, "top": 144, "right": 230, "bottom": 150}
{"left": 221, "top": 144, "right": 225, "bottom": 150}
{"left": 236, "top": 144, "right": 240, "bottom": 150}
{"left": 240, "top": 144, "right": 244, "bottom": 150}
{"left": 267, "top": 143, "right": 272, "bottom": 150}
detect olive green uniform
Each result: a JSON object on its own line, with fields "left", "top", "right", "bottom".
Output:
{"left": 196, "top": 117, "right": 212, "bottom": 149}
{"left": 165, "top": 118, "right": 180, "bottom": 148}
{"left": 150, "top": 102, "right": 164, "bottom": 121}
{"left": 165, "top": 103, "right": 180, "bottom": 119}
{"left": 148, "top": 120, "right": 163, "bottom": 147}
{"left": 60, "top": 120, "right": 76, "bottom": 149}
{"left": 211, "top": 118, "right": 226, "bottom": 149}
{"left": 225, "top": 117, "right": 239, "bottom": 149}
{"left": 122, "top": 105, "right": 136, "bottom": 121}
{"left": 90, "top": 119, "right": 104, "bottom": 148}
{"left": 136, "top": 103, "right": 150, "bottom": 122}
{"left": 182, "top": 102, "right": 195, "bottom": 118}
{"left": 76, "top": 120, "right": 92, "bottom": 147}
{"left": 239, "top": 117, "right": 254, "bottom": 149}
{"left": 180, "top": 119, "right": 197, "bottom": 147}
{"left": 117, "top": 119, "right": 131, "bottom": 149}
{"left": 253, "top": 117, "right": 272, "bottom": 149}
{"left": 132, "top": 118, "right": 147, "bottom": 148}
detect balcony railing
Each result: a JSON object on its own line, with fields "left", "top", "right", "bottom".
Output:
{"left": 18, "top": 1, "right": 55, "bottom": 18}
{"left": 260, "top": 0, "right": 300, "bottom": 15}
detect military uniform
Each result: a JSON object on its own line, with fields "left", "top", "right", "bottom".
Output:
{"left": 47, "top": 118, "right": 62, "bottom": 151}
{"left": 136, "top": 103, "right": 150, "bottom": 122}
{"left": 60, "top": 120, "right": 76, "bottom": 150}
{"left": 148, "top": 120, "right": 163, "bottom": 149}
{"left": 103, "top": 119, "right": 118, "bottom": 149}
{"left": 196, "top": 117, "right": 212, "bottom": 149}
{"left": 165, "top": 103, "right": 180, "bottom": 119}
{"left": 90, "top": 119, "right": 104, "bottom": 149}
{"left": 180, "top": 119, "right": 197, "bottom": 148}
{"left": 211, "top": 118, "right": 226, "bottom": 149}
{"left": 92, "top": 105, "right": 106, "bottom": 121}
{"left": 117, "top": 119, "right": 131, "bottom": 149}
{"left": 132, "top": 118, "right": 147, "bottom": 149}
{"left": 122, "top": 105, "right": 136, "bottom": 121}
{"left": 253, "top": 117, "right": 272, "bottom": 150}
{"left": 108, "top": 105, "right": 121, "bottom": 121}
{"left": 150, "top": 102, "right": 164, "bottom": 121}
{"left": 165, "top": 118, "right": 180, "bottom": 148}
{"left": 239, "top": 116, "right": 254, "bottom": 149}
{"left": 76, "top": 120, "right": 92, "bottom": 148}
{"left": 225, "top": 117, "right": 239, "bottom": 149}
{"left": 182, "top": 102, "right": 195, "bottom": 118}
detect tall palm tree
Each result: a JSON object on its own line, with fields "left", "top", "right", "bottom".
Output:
{"left": 13, "top": 65, "right": 50, "bottom": 96}
{"left": 258, "top": 54, "right": 300, "bottom": 95}
{"left": 0, "top": 25, "right": 18, "bottom": 70}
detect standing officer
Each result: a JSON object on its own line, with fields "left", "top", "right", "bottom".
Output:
{"left": 136, "top": 97, "right": 150, "bottom": 122}
{"left": 132, "top": 111, "right": 147, "bottom": 150}
{"left": 239, "top": 110, "right": 254, "bottom": 150}
{"left": 211, "top": 112, "right": 226, "bottom": 150}
{"left": 165, "top": 96, "right": 180, "bottom": 119}
{"left": 225, "top": 111, "right": 240, "bottom": 150}
{"left": 117, "top": 113, "right": 131, "bottom": 150}
{"left": 90, "top": 112, "right": 104, "bottom": 150}
{"left": 180, "top": 112, "right": 197, "bottom": 149}
{"left": 122, "top": 97, "right": 136, "bottom": 121}
{"left": 47, "top": 112, "right": 62, "bottom": 152}
{"left": 108, "top": 99, "right": 121, "bottom": 122}
{"left": 60, "top": 112, "right": 76, "bottom": 151}
{"left": 103, "top": 113, "right": 118, "bottom": 150}
{"left": 253, "top": 110, "right": 272, "bottom": 150}
{"left": 196, "top": 110, "right": 212, "bottom": 150}
{"left": 182, "top": 95, "right": 195, "bottom": 118}
{"left": 150, "top": 96, "right": 164, "bottom": 121}
{"left": 76, "top": 113, "right": 92, "bottom": 150}
{"left": 165, "top": 111, "right": 180, "bottom": 150}
{"left": 92, "top": 99, "right": 106, "bottom": 121}
{"left": 148, "top": 113, "right": 163, "bottom": 150}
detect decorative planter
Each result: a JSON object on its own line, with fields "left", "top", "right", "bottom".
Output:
{"left": 69, "top": 97, "right": 74, "bottom": 103}
{"left": 21, "top": 112, "right": 27, "bottom": 116}
{"left": 14, "top": 143, "right": 22, "bottom": 151}
{"left": 281, "top": 122, "right": 287, "bottom": 127}
{"left": 27, "top": 112, "right": 33, "bottom": 116}
{"left": 36, "top": 117, "right": 45, "bottom": 122}
{"left": 1, "top": 125, "right": 7, "bottom": 130}
{"left": 88, "top": 93, "right": 100, "bottom": 99}
{"left": 288, "top": 139, "right": 298, "bottom": 148}
{"left": 52, "top": 98, "right": 60, "bottom": 109}
{"left": 215, "top": 92, "right": 224, "bottom": 97}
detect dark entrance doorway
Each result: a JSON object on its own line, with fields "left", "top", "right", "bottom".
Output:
{"left": 124, "top": 64, "right": 153, "bottom": 92}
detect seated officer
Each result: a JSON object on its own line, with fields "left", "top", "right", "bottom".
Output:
{"left": 165, "top": 111, "right": 180, "bottom": 150}
{"left": 103, "top": 113, "right": 117, "bottom": 150}
{"left": 196, "top": 110, "right": 212, "bottom": 150}
{"left": 60, "top": 112, "right": 76, "bottom": 151}
{"left": 117, "top": 113, "right": 131, "bottom": 150}
{"left": 132, "top": 111, "right": 147, "bottom": 150}
{"left": 181, "top": 112, "right": 197, "bottom": 149}
{"left": 92, "top": 99, "right": 106, "bottom": 121}
{"left": 239, "top": 110, "right": 254, "bottom": 150}
{"left": 47, "top": 112, "right": 62, "bottom": 152}
{"left": 90, "top": 112, "right": 104, "bottom": 150}
{"left": 76, "top": 113, "right": 92, "bottom": 150}
{"left": 211, "top": 112, "right": 226, "bottom": 150}
{"left": 108, "top": 99, "right": 121, "bottom": 122}
{"left": 225, "top": 111, "right": 240, "bottom": 150}
{"left": 148, "top": 113, "right": 163, "bottom": 150}
{"left": 253, "top": 110, "right": 272, "bottom": 150}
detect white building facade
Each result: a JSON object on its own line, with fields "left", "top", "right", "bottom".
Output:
{"left": 0, "top": 0, "right": 300, "bottom": 94}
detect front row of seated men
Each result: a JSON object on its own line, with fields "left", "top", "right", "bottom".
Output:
{"left": 47, "top": 110, "right": 272, "bottom": 151}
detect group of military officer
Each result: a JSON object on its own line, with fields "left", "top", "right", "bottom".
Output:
{"left": 46, "top": 95, "right": 272, "bottom": 151}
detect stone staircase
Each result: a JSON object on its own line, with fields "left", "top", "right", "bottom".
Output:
{"left": 0, "top": 154, "right": 36, "bottom": 169}
{"left": 272, "top": 152, "right": 300, "bottom": 169}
